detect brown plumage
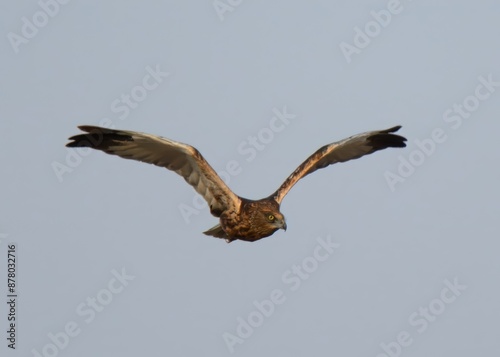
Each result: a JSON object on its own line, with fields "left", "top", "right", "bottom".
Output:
{"left": 66, "top": 125, "right": 406, "bottom": 242}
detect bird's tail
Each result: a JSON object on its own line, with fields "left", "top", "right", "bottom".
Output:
{"left": 203, "top": 224, "right": 232, "bottom": 242}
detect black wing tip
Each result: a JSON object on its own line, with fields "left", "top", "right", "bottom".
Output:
{"left": 65, "top": 125, "right": 95, "bottom": 147}
{"left": 76, "top": 125, "right": 120, "bottom": 134}
{"left": 76, "top": 125, "right": 97, "bottom": 133}
{"left": 382, "top": 125, "right": 402, "bottom": 133}
{"left": 369, "top": 125, "right": 407, "bottom": 149}
{"left": 66, "top": 125, "right": 131, "bottom": 148}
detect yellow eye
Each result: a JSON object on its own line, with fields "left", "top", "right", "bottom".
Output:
{"left": 267, "top": 214, "right": 275, "bottom": 221}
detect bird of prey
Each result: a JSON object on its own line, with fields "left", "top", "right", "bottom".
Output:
{"left": 66, "top": 125, "right": 406, "bottom": 242}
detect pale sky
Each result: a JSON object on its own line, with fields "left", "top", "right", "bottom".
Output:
{"left": 1, "top": 1, "right": 500, "bottom": 356}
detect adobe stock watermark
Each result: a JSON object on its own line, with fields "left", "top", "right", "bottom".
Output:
{"left": 222, "top": 235, "right": 340, "bottom": 353}
{"left": 30, "top": 267, "right": 135, "bottom": 357}
{"left": 52, "top": 64, "right": 170, "bottom": 183}
{"left": 7, "top": 0, "right": 71, "bottom": 54}
{"left": 384, "top": 73, "right": 500, "bottom": 192}
{"left": 374, "top": 277, "right": 467, "bottom": 357}
{"left": 178, "top": 106, "right": 297, "bottom": 224}
{"left": 339, "top": 0, "right": 413, "bottom": 64}
{"left": 213, "top": 0, "right": 243, "bottom": 22}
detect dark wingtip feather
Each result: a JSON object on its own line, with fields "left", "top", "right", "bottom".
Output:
{"left": 77, "top": 125, "right": 118, "bottom": 134}
{"left": 369, "top": 126, "right": 407, "bottom": 150}
{"left": 382, "top": 125, "right": 402, "bottom": 133}
{"left": 66, "top": 126, "right": 132, "bottom": 149}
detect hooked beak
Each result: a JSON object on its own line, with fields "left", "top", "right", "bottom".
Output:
{"left": 281, "top": 221, "right": 287, "bottom": 231}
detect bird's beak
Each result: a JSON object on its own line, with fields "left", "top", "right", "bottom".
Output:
{"left": 281, "top": 221, "right": 287, "bottom": 231}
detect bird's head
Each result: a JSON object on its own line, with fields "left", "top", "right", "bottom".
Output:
{"left": 247, "top": 199, "right": 287, "bottom": 238}
{"left": 240, "top": 199, "right": 287, "bottom": 240}
{"left": 260, "top": 211, "right": 287, "bottom": 232}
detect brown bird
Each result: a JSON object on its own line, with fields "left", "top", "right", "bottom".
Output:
{"left": 66, "top": 125, "right": 406, "bottom": 242}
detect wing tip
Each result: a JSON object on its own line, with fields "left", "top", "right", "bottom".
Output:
{"left": 77, "top": 125, "right": 96, "bottom": 133}
{"left": 383, "top": 125, "right": 402, "bottom": 133}
{"left": 66, "top": 125, "right": 98, "bottom": 147}
{"left": 369, "top": 126, "right": 407, "bottom": 149}
{"left": 66, "top": 125, "right": 126, "bottom": 148}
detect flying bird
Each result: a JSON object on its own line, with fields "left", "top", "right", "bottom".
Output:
{"left": 66, "top": 125, "right": 406, "bottom": 242}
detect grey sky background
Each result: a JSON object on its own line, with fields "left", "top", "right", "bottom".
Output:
{"left": 1, "top": 1, "right": 499, "bottom": 356}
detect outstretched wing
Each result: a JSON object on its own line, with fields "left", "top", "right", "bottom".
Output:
{"left": 66, "top": 126, "right": 241, "bottom": 216}
{"left": 271, "top": 126, "right": 406, "bottom": 204}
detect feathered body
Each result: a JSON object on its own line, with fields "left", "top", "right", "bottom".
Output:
{"left": 205, "top": 198, "right": 285, "bottom": 242}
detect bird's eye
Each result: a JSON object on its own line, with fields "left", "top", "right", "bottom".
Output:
{"left": 267, "top": 214, "right": 275, "bottom": 221}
